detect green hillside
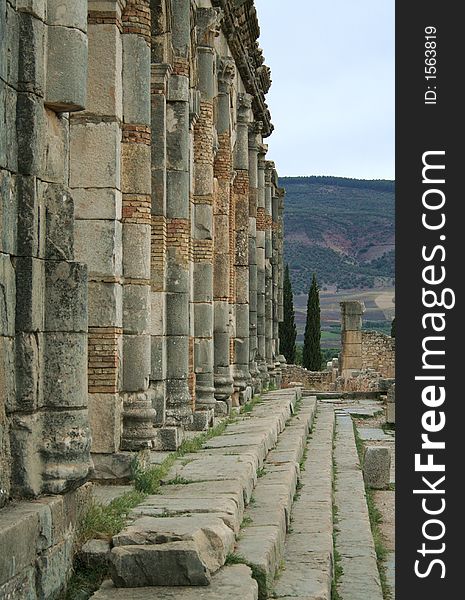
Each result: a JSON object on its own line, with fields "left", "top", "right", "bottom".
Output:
{"left": 280, "top": 176, "right": 395, "bottom": 293}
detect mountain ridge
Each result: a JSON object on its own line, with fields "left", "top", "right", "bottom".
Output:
{"left": 280, "top": 176, "right": 395, "bottom": 294}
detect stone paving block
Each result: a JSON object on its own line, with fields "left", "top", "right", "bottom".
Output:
{"left": 363, "top": 446, "right": 391, "bottom": 489}
{"left": 162, "top": 454, "right": 257, "bottom": 503}
{"left": 236, "top": 524, "right": 285, "bottom": 600}
{"left": 129, "top": 496, "right": 240, "bottom": 533}
{"left": 157, "top": 480, "right": 245, "bottom": 517}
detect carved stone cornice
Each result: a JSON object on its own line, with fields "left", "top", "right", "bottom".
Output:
{"left": 211, "top": 0, "right": 273, "bottom": 136}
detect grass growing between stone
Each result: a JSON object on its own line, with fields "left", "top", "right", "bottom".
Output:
{"left": 78, "top": 489, "right": 147, "bottom": 543}
{"left": 61, "top": 561, "right": 108, "bottom": 600}
{"left": 226, "top": 553, "right": 267, "bottom": 599}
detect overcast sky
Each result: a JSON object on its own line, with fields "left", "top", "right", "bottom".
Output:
{"left": 254, "top": 0, "right": 394, "bottom": 180}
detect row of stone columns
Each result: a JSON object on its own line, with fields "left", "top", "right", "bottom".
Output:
{"left": 76, "top": 1, "right": 286, "bottom": 454}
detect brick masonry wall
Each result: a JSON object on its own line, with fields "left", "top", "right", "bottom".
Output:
{"left": 361, "top": 331, "right": 395, "bottom": 378}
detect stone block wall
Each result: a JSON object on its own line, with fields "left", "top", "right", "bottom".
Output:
{"left": 0, "top": 483, "right": 92, "bottom": 599}
{"left": 282, "top": 365, "right": 333, "bottom": 390}
{"left": 361, "top": 331, "right": 395, "bottom": 378}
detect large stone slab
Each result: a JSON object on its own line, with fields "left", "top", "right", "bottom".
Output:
{"left": 162, "top": 454, "right": 257, "bottom": 502}
{"left": 110, "top": 542, "right": 211, "bottom": 587}
{"left": 111, "top": 514, "right": 235, "bottom": 586}
{"left": 157, "top": 480, "right": 245, "bottom": 516}
{"left": 92, "top": 565, "right": 258, "bottom": 599}
{"left": 129, "top": 496, "right": 240, "bottom": 533}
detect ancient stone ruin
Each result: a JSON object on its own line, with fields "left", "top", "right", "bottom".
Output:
{"left": 283, "top": 300, "right": 395, "bottom": 394}
{"left": 0, "top": 1, "right": 286, "bottom": 596}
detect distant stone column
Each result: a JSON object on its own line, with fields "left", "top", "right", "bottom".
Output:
{"left": 192, "top": 8, "right": 222, "bottom": 413}
{"left": 150, "top": 63, "right": 171, "bottom": 435}
{"left": 264, "top": 161, "right": 274, "bottom": 383}
{"left": 340, "top": 301, "right": 364, "bottom": 378}
{"left": 271, "top": 178, "right": 281, "bottom": 383}
{"left": 213, "top": 57, "right": 235, "bottom": 407}
{"left": 248, "top": 122, "right": 262, "bottom": 393}
{"left": 164, "top": 0, "right": 193, "bottom": 430}
{"left": 277, "top": 187, "right": 286, "bottom": 370}
{"left": 256, "top": 144, "right": 269, "bottom": 387}
{"left": 120, "top": 0, "right": 156, "bottom": 449}
{"left": 232, "top": 93, "right": 252, "bottom": 402}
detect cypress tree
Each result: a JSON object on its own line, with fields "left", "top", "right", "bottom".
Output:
{"left": 302, "top": 273, "right": 321, "bottom": 371}
{"left": 391, "top": 317, "right": 396, "bottom": 338}
{"left": 279, "top": 265, "right": 297, "bottom": 363}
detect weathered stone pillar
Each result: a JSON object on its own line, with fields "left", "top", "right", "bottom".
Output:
{"left": 213, "top": 57, "right": 235, "bottom": 407}
{"left": 248, "top": 122, "right": 261, "bottom": 393}
{"left": 192, "top": 8, "right": 222, "bottom": 415}
{"left": 71, "top": 0, "right": 124, "bottom": 459}
{"left": 232, "top": 93, "right": 252, "bottom": 403}
{"left": 256, "top": 144, "right": 269, "bottom": 387}
{"left": 265, "top": 161, "right": 274, "bottom": 383}
{"left": 120, "top": 0, "right": 156, "bottom": 449}
{"left": 150, "top": 62, "right": 170, "bottom": 435}
{"left": 340, "top": 301, "right": 364, "bottom": 378}
{"left": 6, "top": 0, "right": 92, "bottom": 496}
{"left": 164, "top": 0, "right": 193, "bottom": 430}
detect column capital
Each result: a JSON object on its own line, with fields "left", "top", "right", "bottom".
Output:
{"left": 151, "top": 63, "right": 172, "bottom": 88}
{"left": 257, "top": 143, "right": 268, "bottom": 168}
{"left": 196, "top": 7, "right": 223, "bottom": 48}
{"left": 217, "top": 56, "right": 235, "bottom": 93}
{"left": 237, "top": 92, "right": 253, "bottom": 123}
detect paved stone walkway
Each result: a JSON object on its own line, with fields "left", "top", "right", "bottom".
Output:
{"left": 333, "top": 413, "right": 384, "bottom": 600}
{"left": 90, "top": 391, "right": 394, "bottom": 600}
{"left": 272, "top": 403, "right": 335, "bottom": 600}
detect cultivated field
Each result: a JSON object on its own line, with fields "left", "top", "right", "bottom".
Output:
{"left": 294, "top": 286, "right": 395, "bottom": 348}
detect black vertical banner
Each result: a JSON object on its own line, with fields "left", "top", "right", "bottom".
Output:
{"left": 396, "top": 2, "right": 462, "bottom": 598}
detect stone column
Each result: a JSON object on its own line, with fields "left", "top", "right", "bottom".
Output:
{"left": 71, "top": 0, "right": 124, "bottom": 458}
{"left": 164, "top": 0, "right": 193, "bottom": 431}
{"left": 120, "top": 0, "right": 156, "bottom": 449}
{"left": 264, "top": 161, "right": 274, "bottom": 384}
{"left": 232, "top": 93, "right": 252, "bottom": 403}
{"left": 192, "top": 8, "right": 222, "bottom": 416}
{"left": 248, "top": 122, "right": 261, "bottom": 393}
{"left": 340, "top": 301, "right": 364, "bottom": 378}
{"left": 150, "top": 62, "right": 170, "bottom": 436}
{"left": 213, "top": 57, "right": 235, "bottom": 407}
{"left": 256, "top": 144, "right": 269, "bottom": 387}
{"left": 271, "top": 178, "right": 281, "bottom": 384}
{"left": 277, "top": 186, "right": 286, "bottom": 371}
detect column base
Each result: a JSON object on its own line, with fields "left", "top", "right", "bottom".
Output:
{"left": 152, "top": 426, "right": 184, "bottom": 451}
{"left": 121, "top": 392, "right": 157, "bottom": 451}
{"left": 214, "top": 366, "right": 234, "bottom": 401}
{"left": 186, "top": 408, "right": 215, "bottom": 431}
